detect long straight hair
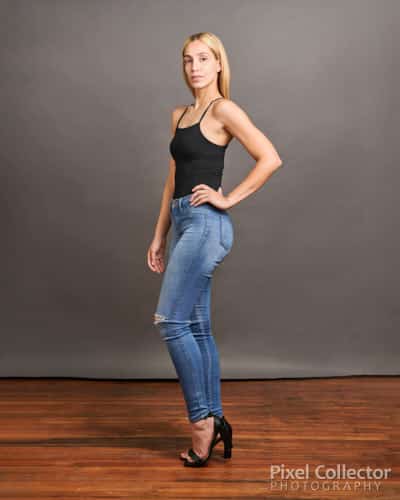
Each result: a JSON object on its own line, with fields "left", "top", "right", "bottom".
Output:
{"left": 181, "top": 32, "right": 231, "bottom": 100}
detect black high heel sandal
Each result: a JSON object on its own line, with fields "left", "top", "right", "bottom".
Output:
{"left": 183, "top": 413, "right": 222, "bottom": 467}
{"left": 211, "top": 415, "right": 233, "bottom": 459}
{"left": 181, "top": 413, "right": 233, "bottom": 465}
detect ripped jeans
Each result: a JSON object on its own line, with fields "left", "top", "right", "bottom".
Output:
{"left": 153, "top": 193, "right": 234, "bottom": 423}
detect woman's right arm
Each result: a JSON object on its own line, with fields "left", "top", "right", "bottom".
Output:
{"left": 153, "top": 106, "right": 183, "bottom": 241}
{"left": 152, "top": 155, "right": 175, "bottom": 244}
{"left": 147, "top": 107, "right": 183, "bottom": 273}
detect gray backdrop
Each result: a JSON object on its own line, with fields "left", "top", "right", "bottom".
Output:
{"left": 1, "top": 0, "right": 399, "bottom": 378}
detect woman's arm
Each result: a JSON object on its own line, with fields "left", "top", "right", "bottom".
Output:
{"left": 152, "top": 157, "right": 175, "bottom": 241}
{"left": 214, "top": 99, "right": 283, "bottom": 209}
{"left": 152, "top": 107, "right": 183, "bottom": 241}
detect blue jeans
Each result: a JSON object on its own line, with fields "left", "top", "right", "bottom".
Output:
{"left": 153, "top": 193, "right": 234, "bottom": 423}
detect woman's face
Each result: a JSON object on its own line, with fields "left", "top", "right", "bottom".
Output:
{"left": 183, "top": 40, "right": 221, "bottom": 90}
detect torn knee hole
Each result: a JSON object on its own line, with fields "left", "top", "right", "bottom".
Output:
{"left": 154, "top": 313, "right": 167, "bottom": 325}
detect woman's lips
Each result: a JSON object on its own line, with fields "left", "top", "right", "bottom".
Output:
{"left": 192, "top": 76, "right": 202, "bottom": 80}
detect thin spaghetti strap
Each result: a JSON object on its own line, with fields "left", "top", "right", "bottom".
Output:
{"left": 176, "top": 106, "right": 190, "bottom": 128}
{"left": 198, "top": 97, "right": 224, "bottom": 124}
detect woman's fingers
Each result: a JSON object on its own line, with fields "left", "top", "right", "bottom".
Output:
{"left": 154, "top": 252, "right": 164, "bottom": 274}
{"left": 147, "top": 249, "right": 156, "bottom": 272}
{"left": 147, "top": 246, "right": 165, "bottom": 274}
{"left": 153, "top": 255, "right": 161, "bottom": 273}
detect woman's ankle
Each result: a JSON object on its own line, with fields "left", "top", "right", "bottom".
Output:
{"left": 191, "top": 415, "right": 212, "bottom": 428}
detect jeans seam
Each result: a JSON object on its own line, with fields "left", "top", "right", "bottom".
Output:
{"left": 206, "top": 333, "right": 213, "bottom": 412}
{"left": 176, "top": 332, "right": 208, "bottom": 422}
{"left": 196, "top": 312, "right": 213, "bottom": 413}
{"left": 219, "top": 214, "right": 230, "bottom": 251}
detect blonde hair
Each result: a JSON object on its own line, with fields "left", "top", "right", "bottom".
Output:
{"left": 181, "top": 32, "right": 231, "bottom": 100}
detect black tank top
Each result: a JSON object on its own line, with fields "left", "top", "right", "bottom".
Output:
{"left": 169, "top": 97, "right": 230, "bottom": 199}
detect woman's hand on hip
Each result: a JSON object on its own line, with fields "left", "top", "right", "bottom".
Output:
{"left": 190, "top": 185, "right": 231, "bottom": 210}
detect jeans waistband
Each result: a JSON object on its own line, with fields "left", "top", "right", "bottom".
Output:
{"left": 170, "top": 193, "right": 225, "bottom": 214}
{"left": 170, "top": 194, "right": 192, "bottom": 210}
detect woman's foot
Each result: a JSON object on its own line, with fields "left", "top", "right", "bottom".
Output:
{"left": 180, "top": 415, "right": 215, "bottom": 463}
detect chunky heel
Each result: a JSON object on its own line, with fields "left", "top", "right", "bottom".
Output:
{"left": 224, "top": 417, "right": 233, "bottom": 448}
{"left": 223, "top": 445, "right": 232, "bottom": 459}
{"left": 218, "top": 416, "right": 233, "bottom": 459}
{"left": 209, "top": 415, "right": 234, "bottom": 456}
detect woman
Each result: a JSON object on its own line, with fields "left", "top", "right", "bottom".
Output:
{"left": 147, "top": 32, "right": 283, "bottom": 467}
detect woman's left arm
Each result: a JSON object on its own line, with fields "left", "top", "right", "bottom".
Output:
{"left": 211, "top": 99, "right": 283, "bottom": 209}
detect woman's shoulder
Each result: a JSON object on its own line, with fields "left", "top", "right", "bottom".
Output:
{"left": 213, "top": 98, "right": 249, "bottom": 125}
{"left": 213, "top": 97, "right": 241, "bottom": 112}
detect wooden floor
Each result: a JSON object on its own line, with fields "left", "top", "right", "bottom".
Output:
{"left": 0, "top": 376, "right": 399, "bottom": 499}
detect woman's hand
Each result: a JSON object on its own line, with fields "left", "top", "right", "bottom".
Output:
{"left": 190, "top": 185, "right": 231, "bottom": 210}
{"left": 147, "top": 236, "right": 167, "bottom": 274}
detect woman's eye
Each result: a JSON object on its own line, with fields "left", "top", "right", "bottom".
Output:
{"left": 183, "top": 58, "right": 207, "bottom": 63}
